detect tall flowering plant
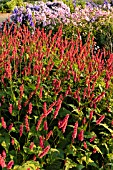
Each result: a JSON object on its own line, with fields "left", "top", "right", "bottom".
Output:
{"left": 0, "top": 24, "right": 113, "bottom": 169}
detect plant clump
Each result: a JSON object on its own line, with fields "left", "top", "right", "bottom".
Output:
{"left": 0, "top": 24, "right": 113, "bottom": 169}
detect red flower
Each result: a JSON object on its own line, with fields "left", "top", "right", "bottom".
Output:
{"left": 0, "top": 154, "right": 6, "bottom": 168}
{"left": 11, "top": 138, "right": 15, "bottom": 145}
{"left": 46, "top": 130, "right": 53, "bottom": 140}
{"left": 89, "top": 110, "right": 94, "bottom": 120}
{"left": 90, "top": 136, "right": 96, "bottom": 143}
{"left": 9, "top": 104, "right": 13, "bottom": 114}
{"left": 8, "top": 123, "right": 13, "bottom": 131}
{"left": 2, "top": 150, "right": 6, "bottom": 159}
{"left": 19, "top": 123, "right": 24, "bottom": 137}
{"left": 1, "top": 117, "right": 6, "bottom": 129}
{"left": 72, "top": 121, "right": 78, "bottom": 143}
{"left": 78, "top": 130, "right": 84, "bottom": 141}
{"left": 44, "top": 121, "right": 48, "bottom": 131}
{"left": 96, "top": 115, "right": 105, "bottom": 125}
{"left": 28, "top": 102, "right": 33, "bottom": 114}
{"left": 20, "top": 84, "right": 24, "bottom": 99}
{"left": 58, "top": 114, "right": 69, "bottom": 133}
{"left": 25, "top": 115, "right": 30, "bottom": 132}
{"left": 39, "top": 136, "right": 44, "bottom": 149}
{"left": 7, "top": 160, "right": 14, "bottom": 169}
{"left": 83, "top": 141, "right": 87, "bottom": 150}
{"left": 36, "top": 114, "right": 45, "bottom": 131}
{"left": 38, "top": 145, "right": 50, "bottom": 158}
{"left": 29, "top": 142, "right": 34, "bottom": 150}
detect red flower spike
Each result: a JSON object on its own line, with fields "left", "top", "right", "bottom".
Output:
{"left": 96, "top": 115, "right": 105, "bottom": 125}
{"left": 8, "top": 123, "right": 13, "bottom": 131}
{"left": 82, "top": 117, "right": 86, "bottom": 125}
{"left": 0, "top": 154, "right": 6, "bottom": 168}
{"left": 2, "top": 150, "right": 6, "bottom": 159}
{"left": 78, "top": 130, "right": 84, "bottom": 141}
{"left": 19, "top": 123, "right": 24, "bottom": 137}
{"left": 58, "top": 114, "right": 70, "bottom": 133}
{"left": 7, "top": 160, "right": 14, "bottom": 169}
{"left": 19, "top": 84, "right": 24, "bottom": 99}
{"left": 72, "top": 121, "right": 78, "bottom": 143}
{"left": 43, "top": 102, "right": 47, "bottom": 116}
{"left": 90, "top": 136, "right": 96, "bottom": 143}
{"left": 28, "top": 102, "right": 33, "bottom": 114}
{"left": 46, "top": 130, "right": 53, "bottom": 140}
{"left": 39, "top": 136, "right": 44, "bottom": 149}
{"left": 36, "top": 114, "right": 45, "bottom": 131}
{"left": 38, "top": 145, "right": 50, "bottom": 158}
{"left": 9, "top": 104, "right": 13, "bottom": 114}
{"left": 29, "top": 142, "right": 34, "bottom": 150}
{"left": 11, "top": 138, "right": 15, "bottom": 145}
{"left": 83, "top": 141, "right": 87, "bottom": 150}
{"left": 39, "top": 87, "right": 43, "bottom": 99}
{"left": 25, "top": 115, "right": 30, "bottom": 132}
{"left": 18, "top": 100, "right": 21, "bottom": 111}
{"left": 44, "top": 121, "right": 48, "bottom": 131}
{"left": 89, "top": 110, "right": 94, "bottom": 120}
{"left": 1, "top": 117, "right": 6, "bottom": 129}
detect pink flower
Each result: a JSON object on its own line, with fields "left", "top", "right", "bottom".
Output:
{"left": 0, "top": 154, "right": 6, "bottom": 168}
{"left": 72, "top": 121, "right": 78, "bottom": 143}
{"left": 29, "top": 142, "right": 34, "bottom": 150}
{"left": 89, "top": 110, "right": 94, "bottom": 120}
{"left": 8, "top": 123, "right": 13, "bottom": 131}
{"left": 7, "top": 160, "right": 14, "bottom": 169}
{"left": 83, "top": 141, "right": 87, "bottom": 150}
{"left": 28, "top": 102, "right": 32, "bottom": 114}
{"left": 39, "top": 136, "right": 44, "bottom": 149}
{"left": 58, "top": 114, "right": 70, "bottom": 133}
{"left": 43, "top": 102, "right": 47, "bottom": 116}
{"left": 44, "top": 121, "right": 48, "bottom": 131}
{"left": 46, "top": 130, "right": 53, "bottom": 140}
{"left": 25, "top": 115, "right": 30, "bottom": 132}
{"left": 36, "top": 114, "right": 45, "bottom": 131}
{"left": 19, "top": 123, "right": 24, "bottom": 137}
{"left": 90, "top": 136, "right": 96, "bottom": 143}
{"left": 11, "top": 138, "right": 15, "bottom": 145}
{"left": 2, "top": 150, "right": 6, "bottom": 159}
{"left": 78, "top": 130, "right": 84, "bottom": 141}
{"left": 38, "top": 145, "right": 50, "bottom": 158}
{"left": 1, "top": 117, "right": 6, "bottom": 129}
{"left": 9, "top": 104, "right": 13, "bottom": 114}
{"left": 20, "top": 84, "right": 24, "bottom": 98}
{"left": 96, "top": 115, "right": 105, "bottom": 125}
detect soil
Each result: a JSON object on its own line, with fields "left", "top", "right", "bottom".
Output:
{"left": 0, "top": 13, "right": 11, "bottom": 23}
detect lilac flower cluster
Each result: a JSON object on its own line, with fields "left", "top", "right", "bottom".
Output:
{"left": 10, "top": 1, "right": 71, "bottom": 29}
{"left": 71, "top": 5, "right": 112, "bottom": 25}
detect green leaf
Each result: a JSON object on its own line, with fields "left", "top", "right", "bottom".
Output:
{"left": 46, "top": 159, "right": 62, "bottom": 170}
{"left": 49, "top": 148, "right": 64, "bottom": 160}
{"left": 88, "top": 162, "right": 99, "bottom": 168}
{"left": 65, "top": 157, "right": 77, "bottom": 170}
{"left": 99, "top": 123, "right": 113, "bottom": 133}
{"left": 0, "top": 131, "right": 10, "bottom": 152}
{"left": 58, "top": 107, "right": 71, "bottom": 118}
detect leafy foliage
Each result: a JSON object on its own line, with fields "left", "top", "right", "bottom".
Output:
{"left": 0, "top": 23, "right": 113, "bottom": 169}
